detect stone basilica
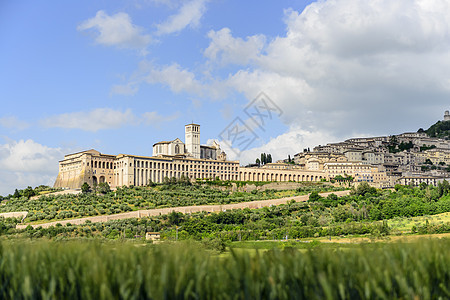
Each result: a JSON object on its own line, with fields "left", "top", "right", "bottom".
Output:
{"left": 53, "top": 123, "right": 327, "bottom": 190}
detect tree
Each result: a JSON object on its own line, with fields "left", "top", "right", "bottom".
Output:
{"left": 308, "top": 191, "right": 322, "bottom": 202}
{"left": 23, "top": 186, "right": 35, "bottom": 199}
{"left": 168, "top": 211, "right": 183, "bottom": 226}
{"left": 13, "top": 189, "right": 20, "bottom": 198}
{"left": 256, "top": 158, "right": 261, "bottom": 166}
{"left": 81, "top": 182, "right": 91, "bottom": 194}
{"left": 267, "top": 154, "right": 272, "bottom": 163}
{"left": 424, "top": 159, "right": 433, "bottom": 165}
{"left": 352, "top": 182, "right": 377, "bottom": 197}
{"left": 437, "top": 180, "right": 450, "bottom": 197}
{"left": 97, "top": 182, "right": 110, "bottom": 194}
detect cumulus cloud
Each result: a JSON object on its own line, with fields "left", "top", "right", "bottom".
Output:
{"left": 142, "top": 111, "right": 180, "bottom": 126}
{"left": 0, "top": 116, "right": 29, "bottom": 130}
{"left": 0, "top": 139, "right": 65, "bottom": 196}
{"left": 77, "top": 10, "right": 151, "bottom": 53}
{"left": 40, "top": 108, "right": 180, "bottom": 132}
{"left": 41, "top": 108, "right": 136, "bottom": 132}
{"left": 110, "top": 83, "right": 139, "bottom": 96}
{"left": 218, "top": 125, "right": 339, "bottom": 165}
{"left": 156, "top": 0, "right": 207, "bottom": 35}
{"left": 113, "top": 61, "right": 205, "bottom": 96}
{"left": 144, "top": 63, "right": 204, "bottom": 94}
{"left": 207, "top": 0, "right": 450, "bottom": 138}
{"left": 204, "top": 28, "right": 265, "bottom": 66}
{"left": 114, "top": 0, "right": 450, "bottom": 159}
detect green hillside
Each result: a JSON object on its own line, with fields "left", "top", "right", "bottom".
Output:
{"left": 2, "top": 183, "right": 450, "bottom": 241}
{"left": 424, "top": 120, "right": 450, "bottom": 139}
{"left": 0, "top": 182, "right": 338, "bottom": 223}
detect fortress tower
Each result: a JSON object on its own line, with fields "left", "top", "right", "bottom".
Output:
{"left": 444, "top": 110, "right": 450, "bottom": 121}
{"left": 185, "top": 123, "right": 200, "bottom": 159}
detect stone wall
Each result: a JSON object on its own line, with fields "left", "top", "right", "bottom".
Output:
{"left": 0, "top": 211, "right": 28, "bottom": 220}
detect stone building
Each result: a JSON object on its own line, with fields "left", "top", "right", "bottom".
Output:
{"left": 54, "top": 149, "right": 115, "bottom": 189}
{"left": 444, "top": 110, "right": 450, "bottom": 121}
{"left": 152, "top": 138, "right": 185, "bottom": 156}
{"left": 54, "top": 148, "right": 328, "bottom": 189}
{"left": 54, "top": 122, "right": 338, "bottom": 189}
{"left": 152, "top": 124, "right": 225, "bottom": 160}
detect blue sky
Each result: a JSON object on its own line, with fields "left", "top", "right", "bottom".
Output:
{"left": 1, "top": 0, "right": 450, "bottom": 196}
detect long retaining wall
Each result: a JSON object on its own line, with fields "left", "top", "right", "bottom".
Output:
{"left": 1, "top": 211, "right": 28, "bottom": 220}
{"left": 16, "top": 190, "right": 350, "bottom": 229}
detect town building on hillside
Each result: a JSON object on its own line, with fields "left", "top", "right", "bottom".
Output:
{"left": 398, "top": 176, "right": 449, "bottom": 187}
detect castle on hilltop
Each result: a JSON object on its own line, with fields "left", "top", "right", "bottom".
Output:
{"left": 444, "top": 110, "right": 450, "bottom": 121}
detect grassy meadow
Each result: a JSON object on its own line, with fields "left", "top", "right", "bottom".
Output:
{"left": 0, "top": 238, "right": 449, "bottom": 299}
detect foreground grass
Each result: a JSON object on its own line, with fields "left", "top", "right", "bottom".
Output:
{"left": 0, "top": 238, "right": 449, "bottom": 299}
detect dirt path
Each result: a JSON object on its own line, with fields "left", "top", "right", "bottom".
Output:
{"left": 16, "top": 190, "right": 350, "bottom": 229}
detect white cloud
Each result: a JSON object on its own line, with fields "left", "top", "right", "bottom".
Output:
{"left": 0, "top": 116, "right": 29, "bottom": 130}
{"left": 41, "top": 108, "right": 137, "bottom": 132}
{"left": 207, "top": 0, "right": 450, "bottom": 138}
{"left": 113, "top": 0, "right": 450, "bottom": 159}
{"left": 0, "top": 139, "right": 65, "bottom": 196}
{"left": 205, "top": 28, "right": 265, "bottom": 66}
{"left": 111, "top": 60, "right": 205, "bottom": 96}
{"left": 156, "top": 0, "right": 207, "bottom": 35}
{"left": 110, "top": 83, "right": 139, "bottom": 96}
{"left": 143, "top": 62, "right": 204, "bottom": 94}
{"left": 78, "top": 10, "right": 151, "bottom": 53}
{"left": 40, "top": 108, "right": 180, "bottom": 132}
{"left": 142, "top": 111, "right": 180, "bottom": 126}
{"left": 218, "top": 125, "right": 339, "bottom": 165}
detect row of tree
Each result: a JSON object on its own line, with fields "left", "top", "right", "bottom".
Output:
{"left": 255, "top": 153, "right": 272, "bottom": 166}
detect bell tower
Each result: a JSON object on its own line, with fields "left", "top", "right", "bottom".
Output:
{"left": 185, "top": 123, "right": 200, "bottom": 159}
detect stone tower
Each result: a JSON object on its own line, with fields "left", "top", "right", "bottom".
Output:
{"left": 185, "top": 123, "right": 200, "bottom": 159}
{"left": 445, "top": 110, "right": 450, "bottom": 121}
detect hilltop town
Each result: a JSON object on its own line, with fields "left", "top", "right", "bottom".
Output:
{"left": 54, "top": 111, "right": 450, "bottom": 190}
{"left": 286, "top": 110, "right": 450, "bottom": 188}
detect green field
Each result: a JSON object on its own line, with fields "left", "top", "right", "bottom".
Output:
{"left": 388, "top": 211, "right": 450, "bottom": 231}
{"left": 0, "top": 238, "right": 449, "bottom": 299}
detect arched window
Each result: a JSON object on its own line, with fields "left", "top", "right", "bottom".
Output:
{"left": 175, "top": 144, "right": 180, "bottom": 154}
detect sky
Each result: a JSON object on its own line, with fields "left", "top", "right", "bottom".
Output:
{"left": 1, "top": 0, "right": 450, "bottom": 196}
